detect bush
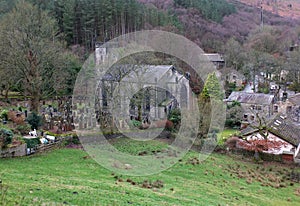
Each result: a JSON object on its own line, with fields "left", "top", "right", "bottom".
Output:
{"left": 27, "top": 112, "right": 42, "bottom": 130}
{"left": 61, "top": 134, "right": 81, "bottom": 146}
{"left": 226, "top": 103, "right": 242, "bottom": 128}
{"left": 1, "top": 110, "right": 8, "bottom": 121}
{"left": 130, "top": 120, "right": 142, "bottom": 128}
{"left": 168, "top": 108, "right": 181, "bottom": 130}
{"left": 23, "top": 138, "right": 40, "bottom": 148}
{"left": 15, "top": 124, "right": 31, "bottom": 135}
{"left": 0, "top": 128, "right": 13, "bottom": 148}
{"left": 71, "top": 134, "right": 80, "bottom": 145}
{"left": 12, "top": 136, "right": 25, "bottom": 146}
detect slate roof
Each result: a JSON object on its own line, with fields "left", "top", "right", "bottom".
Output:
{"left": 288, "top": 93, "right": 300, "bottom": 105}
{"left": 122, "top": 65, "right": 175, "bottom": 84}
{"left": 227, "top": 91, "right": 274, "bottom": 105}
{"left": 102, "top": 65, "right": 179, "bottom": 84}
{"left": 203, "top": 53, "right": 225, "bottom": 63}
{"left": 241, "top": 114, "right": 300, "bottom": 146}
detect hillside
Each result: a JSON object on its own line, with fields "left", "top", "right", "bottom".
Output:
{"left": 239, "top": 0, "right": 300, "bottom": 19}
{"left": 1, "top": 139, "right": 300, "bottom": 205}
{"left": 138, "top": 0, "right": 300, "bottom": 52}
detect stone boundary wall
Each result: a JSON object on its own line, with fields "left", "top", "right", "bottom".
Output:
{"left": 230, "top": 148, "right": 283, "bottom": 162}
{"left": 0, "top": 144, "right": 27, "bottom": 158}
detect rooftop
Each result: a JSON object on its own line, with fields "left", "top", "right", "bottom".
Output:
{"left": 203, "top": 53, "right": 225, "bottom": 63}
{"left": 241, "top": 114, "right": 300, "bottom": 146}
{"left": 287, "top": 93, "right": 300, "bottom": 105}
{"left": 102, "top": 65, "right": 185, "bottom": 85}
{"left": 227, "top": 91, "right": 274, "bottom": 105}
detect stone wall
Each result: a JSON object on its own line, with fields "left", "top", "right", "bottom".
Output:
{"left": 231, "top": 148, "right": 283, "bottom": 162}
{"left": 0, "top": 144, "right": 27, "bottom": 158}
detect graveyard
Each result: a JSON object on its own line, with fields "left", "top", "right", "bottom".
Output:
{"left": 0, "top": 97, "right": 76, "bottom": 158}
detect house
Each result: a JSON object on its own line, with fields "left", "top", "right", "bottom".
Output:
{"left": 203, "top": 53, "right": 225, "bottom": 69}
{"left": 96, "top": 65, "right": 196, "bottom": 130}
{"left": 241, "top": 114, "right": 300, "bottom": 162}
{"left": 226, "top": 91, "right": 275, "bottom": 126}
{"left": 219, "top": 67, "right": 246, "bottom": 88}
{"left": 285, "top": 93, "right": 300, "bottom": 123}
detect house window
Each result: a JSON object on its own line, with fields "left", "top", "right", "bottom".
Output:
{"left": 256, "top": 105, "right": 262, "bottom": 110}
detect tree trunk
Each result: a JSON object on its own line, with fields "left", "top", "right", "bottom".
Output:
{"left": 138, "top": 104, "right": 142, "bottom": 122}
{"left": 4, "top": 87, "right": 9, "bottom": 102}
{"left": 30, "top": 95, "right": 40, "bottom": 113}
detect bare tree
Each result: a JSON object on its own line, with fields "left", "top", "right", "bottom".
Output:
{"left": 0, "top": 1, "right": 70, "bottom": 112}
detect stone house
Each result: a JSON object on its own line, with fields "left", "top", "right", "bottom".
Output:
{"left": 285, "top": 93, "right": 300, "bottom": 123}
{"left": 219, "top": 67, "right": 246, "bottom": 88}
{"left": 203, "top": 53, "right": 225, "bottom": 69}
{"left": 226, "top": 91, "right": 275, "bottom": 125}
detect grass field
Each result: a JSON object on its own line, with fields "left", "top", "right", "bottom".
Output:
{"left": 0, "top": 138, "right": 300, "bottom": 206}
{"left": 217, "top": 129, "right": 239, "bottom": 145}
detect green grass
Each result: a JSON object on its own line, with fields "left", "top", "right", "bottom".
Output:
{"left": 218, "top": 129, "right": 240, "bottom": 145}
{"left": 0, "top": 138, "right": 299, "bottom": 205}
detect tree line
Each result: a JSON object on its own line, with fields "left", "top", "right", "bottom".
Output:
{"left": 1, "top": 0, "right": 181, "bottom": 51}
{"left": 0, "top": 0, "right": 181, "bottom": 112}
{"left": 174, "top": 0, "right": 236, "bottom": 23}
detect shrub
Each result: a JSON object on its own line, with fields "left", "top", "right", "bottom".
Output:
{"left": 168, "top": 108, "right": 181, "bottom": 130}
{"left": 61, "top": 134, "right": 81, "bottom": 146}
{"left": 11, "top": 136, "right": 25, "bottom": 146}
{"left": 0, "top": 128, "right": 13, "bottom": 148}
{"left": 15, "top": 124, "right": 31, "bottom": 135}
{"left": 23, "top": 138, "right": 40, "bottom": 148}
{"left": 1, "top": 110, "right": 8, "bottom": 121}
{"left": 130, "top": 120, "right": 142, "bottom": 128}
{"left": 71, "top": 134, "right": 80, "bottom": 145}
{"left": 27, "top": 112, "right": 42, "bottom": 130}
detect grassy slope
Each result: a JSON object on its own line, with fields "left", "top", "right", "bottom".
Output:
{"left": 0, "top": 138, "right": 300, "bottom": 206}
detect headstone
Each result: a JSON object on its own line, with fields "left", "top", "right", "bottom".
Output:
{"left": 92, "top": 117, "right": 97, "bottom": 128}
{"left": 79, "top": 121, "right": 83, "bottom": 130}
{"left": 282, "top": 92, "right": 288, "bottom": 101}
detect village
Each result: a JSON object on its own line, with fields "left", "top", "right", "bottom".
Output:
{"left": 1, "top": 0, "right": 300, "bottom": 205}
{"left": 1, "top": 41, "right": 300, "bottom": 164}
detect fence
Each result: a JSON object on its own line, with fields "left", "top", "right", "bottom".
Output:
{"left": 34, "top": 140, "right": 64, "bottom": 154}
